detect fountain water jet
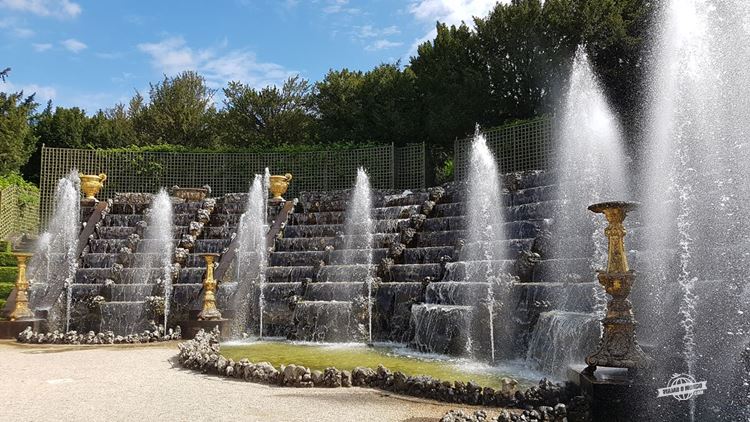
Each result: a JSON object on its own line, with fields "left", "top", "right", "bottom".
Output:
{"left": 233, "top": 173, "right": 269, "bottom": 337}
{"left": 640, "top": 0, "right": 750, "bottom": 418}
{"left": 28, "top": 170, "right": 80, "bottom": 331}
{"left": 143, "top": 189, "right": 174, "bottom": 332}
{"left": 343, "top": 167, "right": 374, "bottom": 343}
{"left": 526, "top": 46, "right": 630, "bottom": 376}
{"left": 463, "top": 128, "right": 507, "bottom": 361}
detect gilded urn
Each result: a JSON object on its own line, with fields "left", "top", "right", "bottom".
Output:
{"left": 80, "top": 173, "right": 107, "bottom": 200}
{"left": 269, "top": 173, "right": 293, "bottom": 200}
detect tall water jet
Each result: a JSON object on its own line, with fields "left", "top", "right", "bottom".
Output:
{"left": 640, "top": 0, "right": 750, "bottom": 418}
{"left": 143, "top": 189, "right": 174, "bottom": 332}
{"left": 28, "top": 170, "right": 80, "bottom": 331}
{"left": 526, "top": 46, "right": 630, "bottom": 376}
{"left": 462, "top": 129, "right": 507, "bottom": 361}
{"left": 343, "top": 167, "right": 374, "bottom": 343}
{"left": 233, "top": 174, "right": 268, "bottom": 337}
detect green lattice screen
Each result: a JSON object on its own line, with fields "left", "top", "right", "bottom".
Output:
{"left": 40, "top": 144, "right": 428, "bottom": 226}
{"left": 0, "top": 185, "right": 39, "bottom": 239}
{"left": 453, "top": 118, "right": 553, "bottom": 180}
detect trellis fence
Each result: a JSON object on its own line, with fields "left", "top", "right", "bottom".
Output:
{"left": 454, "top": 118, "right": 552, "bottom": 180}
{"left": 39, "top": 143, "right": 429, "bottom": 226}
{"left": 0, "top": 185, "right": 39, "bottom": 239}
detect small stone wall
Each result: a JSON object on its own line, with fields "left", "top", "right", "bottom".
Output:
{"left": 16, "top": 325, "right": 181, "bottom": 344}
{"left": 177, "top": 328, "right": 588, "bottom": 414}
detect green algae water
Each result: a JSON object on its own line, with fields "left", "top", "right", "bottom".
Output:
{"left": 221, "top": 341, "right": 543, "bottom": 389}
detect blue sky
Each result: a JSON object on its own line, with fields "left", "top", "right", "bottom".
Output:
{"left": 0, "top": 0, "right": 499, "bottom": 113}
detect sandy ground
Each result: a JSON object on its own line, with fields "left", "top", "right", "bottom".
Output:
{"left": 0, "top": 341, "right": 497, "bottom": 422}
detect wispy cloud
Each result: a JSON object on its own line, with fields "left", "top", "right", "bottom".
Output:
{"left": 137, "top": 36, "right": 297, "bottom": 89}
{"left": 365, "top": 39, "right": 403, "bottom": 51}
{"left": 406, "top": 0, "right": 500, "bottom": 56}
{"left": 0, "top": 17, "right": 34, "bottom": 37}
{"left": 0, "top": 80, "right": 57, "bottom": 103}
{"left": 32, "top": 42, "right": 52, "bottom": 52}
{"left": 355, "top": 24, "right": 400, "bottom": 39}
{"left": 0, "top": 0, "right": 81, "bottom": 19}
{"left": 61, "top": 38, "right": 86, "bottom": 53}
{"left": 323, "top": 0, "right": 359, "bottom": 15}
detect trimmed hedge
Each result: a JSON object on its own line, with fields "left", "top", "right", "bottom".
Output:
{"left": 0, "top": 241, "right": 9, "bottom": 253}
{"left": 0, "top": 253, "right": 17, "bottom": 267}
{"left": 0, "top": 282, "right": 12, "bottom": 299}
{"left": 0, "top": 267, "right": 17, "bottom": 284}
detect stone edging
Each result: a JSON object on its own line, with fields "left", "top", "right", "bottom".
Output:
{"left": 177, "top": 329, "right": 582, "bottom": 410}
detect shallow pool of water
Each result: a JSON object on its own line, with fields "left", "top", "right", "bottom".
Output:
{"left": 221, "top": 340, "right": 549, "bottom": 389}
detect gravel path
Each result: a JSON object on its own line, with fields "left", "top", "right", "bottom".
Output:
{"left": 0, "top": 341, "right": 492, "bottom": 422}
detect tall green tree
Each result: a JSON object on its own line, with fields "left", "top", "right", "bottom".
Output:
{"left": 315, "top": 68, "right": 366, "bottom": 142}
{"left": 84, "top": 103, "right": 138, "bottom": 149}
{"left": 410, "top": 22, "right": 492, "bottom": 148}
{"left": 315, "top": 64, "right": 419, "bottom": 145}
{"left": 33, "top": 103, "right": 89, "bottom": 149}
{"left": 220, "top": 75, "right": 318, "bottom": 147}
{"left": 134, "top": 71, "right": 217, "bottom": 147}
{"left": 0, "top": 90, "right": 37, "bottom": 175}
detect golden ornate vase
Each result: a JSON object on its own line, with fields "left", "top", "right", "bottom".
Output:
{"left": 198, "top": 253, "right": 223, "bottom": 321}
{"left": 269, "top": 173, "right": 293, "bottom": 201}
{"left": 584, "top": 201, "right": 652, "bottom": 376}
{"left": 9, "top": 252, "right": 35, "bottom": 321}
{"left": 80, "top": 173, "right": 107, "bottom": 200}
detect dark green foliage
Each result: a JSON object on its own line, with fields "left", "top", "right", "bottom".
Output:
{"left": 0, "top": 253, "right": 16, "bottom": 267}
{"left": 0, "top": 281, "right": 13, "bottom": 299}
{"left": 220, "top": 76, "right": 318, "bottom": 147}
{"left": 134, "top": 71, "right": 218, "bottom": 147}
{"left": 0, "top": 90, "right": 37, "bottom": 176}
{"left": 0, "top": 267, "right": 18, "bottom": 284}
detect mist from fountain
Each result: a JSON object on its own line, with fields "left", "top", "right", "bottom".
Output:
{"left": 640, "top": 0, "right": 750, "bottom": 418}
{"left": 28, "top": 170, "right": 80, "bottom": 331}
{"left": 143, "top": 189, "right": 174, "bottom": 332}
{"left": 233, "top": 174, "right": 268, "bottom": 337}
{"left": 462, "top": 129, "right": 508, "bottom": 361}
{"left": 525, "top": 46, "right": 630, "bottom": 376}
{"left": 343, "top": 167, "right": 374, "bottom": 343}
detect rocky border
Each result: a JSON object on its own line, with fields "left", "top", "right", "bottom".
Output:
{"left": 177, "top": 328, "right": 589, "bottom": 415}
{"left": 16, "top": 325, "right": 182, "bottom": 345}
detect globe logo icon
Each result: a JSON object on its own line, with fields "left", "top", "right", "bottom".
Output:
{"left": 657, "top": 373, "right": 708, "bottom": 401}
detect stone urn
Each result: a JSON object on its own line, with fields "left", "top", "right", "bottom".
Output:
{"left": 80, "top": 173, "right": 107, "bottom": 200}
{"left": 269, "top": 173, "right": 293, "bottom": 201}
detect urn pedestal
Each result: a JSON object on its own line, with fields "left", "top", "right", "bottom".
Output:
{"left": 583, "top": 201, "right": 652, "bottom": 376}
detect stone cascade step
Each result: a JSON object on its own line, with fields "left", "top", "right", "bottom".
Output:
{"left": 81, "top": 252, "right": 174, "bottom": 269}
{"left": 316, "top": 264, "right": 377, "bottom": 283}
{"left": 75, "top": 268, "right": 170, "bottom": 285}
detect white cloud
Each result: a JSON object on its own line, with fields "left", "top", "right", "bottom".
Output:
{"left": 323, "top": 0, "right": 359, "bottom": 15}
{"left": 356, "top": 24, "right": 400, "bottom": 39}
{"left": 0, "top": 17, "right": 34, "bottom": 37}
{"left": 32, "top": 42, "right": 52, "bottom": 52}
{"left": 0, "top": 0, "right": 81, "bottom": 19}
{"left": 137, "top": 36, "right": 297, "bottom": 89}
{"left": 366, "top": 39, "right": 403, "bottom": 51}
{"left": 0, "top": 80, "right": 57, "bottom": 103}
{"left": 406, "top": 0, "right": 500, "bottom": 56}
{"left": 61, "top": 38, "right": 86, "bottom": 53}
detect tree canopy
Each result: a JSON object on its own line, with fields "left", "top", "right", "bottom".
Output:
{"left": 1, "top": 0, "right": 653, "bottom": 182}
